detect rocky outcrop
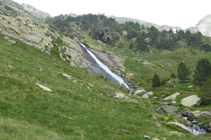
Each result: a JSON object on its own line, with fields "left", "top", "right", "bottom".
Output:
{"left": 196, "top": 14, "right": 211, "bottom": 37}
{"left": 157, "top": 105, "right": 179, "bottom": 115}
{"left": 185, "top": 27, "right": 199, "bottom": 34}
{"left": 161, "top": 25, "right": 182, "bottom": 33}
{"left": 0, "top": 13, "right": 56, "bottom": 54}
{"left": 163, "top": 92, "right": 180, "bottom": 101}
{"left": 90, "top": 27, "right": 111, "bottom": 43}
{"left": 180, "top": 95, "right": 201, "bottom": 107}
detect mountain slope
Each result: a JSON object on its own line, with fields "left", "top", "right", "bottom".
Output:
{"left": 196, "top": 14, "right": 211, "bottom": 37}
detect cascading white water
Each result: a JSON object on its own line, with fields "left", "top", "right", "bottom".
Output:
{"left": 79, "top": 43, "right": 131, "bottom": 90}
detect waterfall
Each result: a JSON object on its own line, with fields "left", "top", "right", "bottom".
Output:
{"left": 79, "top": 43, "right": 132, "bottom": 90}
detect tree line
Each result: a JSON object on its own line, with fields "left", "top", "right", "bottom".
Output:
{"left": 152, "top": 58, "right": 211, "bottom": 104}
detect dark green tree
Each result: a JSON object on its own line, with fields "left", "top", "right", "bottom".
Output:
{"left": 177, "top": 62, "right": 191, "bottom": 82}
{"left": 193, "top": 58, "right": 211, "bottom": 85}
{"left": 152, "top": 73, "right": 161, "bottom": 88}
{"left": 170, "top": 73, "right": 176, "bottom": 79}
{"left": 200, "top": 77, "right": 211, "bottom": 105}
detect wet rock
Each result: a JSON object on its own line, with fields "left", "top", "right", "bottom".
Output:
{"left": 168, "top": 122, "right": 193, "bottom": 134}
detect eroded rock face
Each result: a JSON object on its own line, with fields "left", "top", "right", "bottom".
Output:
{"left": 0, "top": 13, "right": 56, "bottom": 54}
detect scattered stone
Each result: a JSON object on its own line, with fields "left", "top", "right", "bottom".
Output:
{"left": 153, "top": 96, "right": 158, "bottom": 99}
{"left": 62, "top": 73, "right": 72, "bottom": 80}
{"left": 188, "top": 85, "right": 193, "bottom": 88}
{"left": 170, "top": 131, "right": 184, "bottom": 137}
{"left": 88, "top": 83, "right": 93, "bottom": 87}
{"left": 8, "top": 39, "right": 16, "bottom": 44}
{"left": 144, "top": 135, "right": 150, "bottom": 139}
{"left": 114, "top": 93, "right": 125, "bottom": 99}
{"left": 152, "top": 138, "right": 160, "bottom": 140}
{"left": 157, "top": 105, "right": 179, "bottom": 115}
{"left": 168, "top": 122, "right": 193, "bottom": 134}
{"left": 73, "top": 80, "right": 77, "bottom": 83}
{"left": 131, "top": 99, "right": 139, "bottom": 104}
{"left": 172, "top": 101, "right": 176, "bottom": 104}
{"left": 40, "top": 68, "right": 43, "bottom": 72}
{"left": 36, "top": 83, "right": 52, "bottom": 92}
{"left": 133, "top": 90, "right": 146, "bottom": 96}
{"left": 163, "top": 92, "right": 180, "bottom": 101}
{"left": 125, "top": 96, "right": 131, "bottom": 101}
{"left": 180, "top": 95, "right": 201, "bottom": 107}
{"left": 142, "top": 94, "right": 149, "bottom": 99}
{"left": 146, "top": 91, "right": 153, "bottom": 96}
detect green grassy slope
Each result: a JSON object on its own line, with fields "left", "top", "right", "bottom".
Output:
{"left": 0, "top": 33, "right": 210, "bottom": 140}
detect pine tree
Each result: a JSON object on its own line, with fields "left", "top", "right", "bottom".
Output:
{"left": 177, "top": 62, "right": 191, "bottom": 82}
{"left": 152, "top": 73, "right": 161, "bottom": 88}
{"left": 193, "top": 58, "right": 211, "bottom": 85}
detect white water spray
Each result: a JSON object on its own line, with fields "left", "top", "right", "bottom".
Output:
{"left": 80, "top": 43, "right": 131, "bottom": 90}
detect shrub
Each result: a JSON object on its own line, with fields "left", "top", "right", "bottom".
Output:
{"left": 170, "top": 72, "right": 176, "bottom": 79}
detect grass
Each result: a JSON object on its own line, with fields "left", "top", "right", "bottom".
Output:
{"left": 0, "top": 33, "right": 211, "bottom": 139}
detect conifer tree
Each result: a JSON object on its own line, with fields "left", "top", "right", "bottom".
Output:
{"left": 177, "top": 62, "right": 191, "bottom": 82}
{"left": 152, "top": 73, "right": 161, "bottom": 88}
{"left": 193, "top": 58, "right": 211, "bottom": 85}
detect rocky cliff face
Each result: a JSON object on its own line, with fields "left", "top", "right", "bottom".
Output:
{"left": 196, "top": 14, "right": 211, "bottom": 37}
{"left": 161, "top": 25, "right": 182, "bottom": 33}
{"left": 0, "top": 9, "right": 126, "bottom": 79}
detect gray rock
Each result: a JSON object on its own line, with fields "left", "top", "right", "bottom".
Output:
{"left": 142, "top": 94, "right": 149, "bottom": 99}
{"left": 62, "top": 73, "right": 72, "bottom": 80}
{"left": 146, "top": 91, "right": 153, "bottom": 96}
{"left": 176, "top": 41, "right": 187, "bottom": 47}
{"left": 8, "top": 39, "right": 16, "bottom": 44}
{"left": 133, "top": 90, "right": 146, "bottom": 96}
{"left": 36, "top": 83, "right": 52, "bottom": 92}
{"left": 188, "top": 85, "right": 193, "bottom": 88}
{"left": 144, "top": 135, "right": 150, "bottom": 139}
{"left": 180, "top": 95, "right": 201, "bottom": 107}
{"left": 191, "top": 111, "right": 211, "bottom": 120}
{"left": 168, "top": 122, "right": 193, "bottom": 134}
{"left": 114, "top": 93, "right": 125, "bottom": 99}
{"left": 152, "top": 138, "right": 160, "bottom": 140}
{"left": 125, "top": 96, "right": 131, "bottom": 100}
{"left": 157, "top": 105, "right": 179, "bottom": 114}
{"left": 164, "top": 92, "right": 180, "bottom": 101}
{"left": 185, "top": 27, "right": 199, "bottom": 34}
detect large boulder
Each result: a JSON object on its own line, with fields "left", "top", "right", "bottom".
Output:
{"left": 157, "top": 105, "right": 179, "bottom": 115}
{"left": 114, "top": 93, "right": 125, "bottom": 99}
{"left": 190, "top": 111, "right": 211, "bottom": 120}
{"left": 133, "top": 90, "right": 146, "bottom": 96}
{"left": 180, "top": 95, "right": 201, "bottom": 107}
{"left": 163, "top": 92, "right": 180, "bottom": 101}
